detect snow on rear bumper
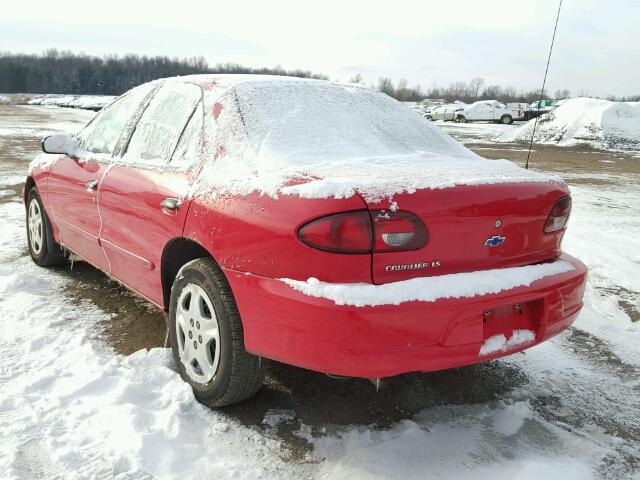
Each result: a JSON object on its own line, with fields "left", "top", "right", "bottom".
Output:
{"left": 224, "top": 253, "right": 587, "bottom": 378}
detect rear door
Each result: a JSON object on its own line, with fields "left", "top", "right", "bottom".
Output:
{"left": 98, "top": 82, "right": 204, "bottom": 305}
{"left": 47, "top": 84, "right": 155, "bottom": 270}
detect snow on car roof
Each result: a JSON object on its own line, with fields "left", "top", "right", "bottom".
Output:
{"left": 134, "top": 75, "right": 560, "bottom": 202}
{"left": 189, "top": 77, "right": 561, "bottom": 202}
{"left": 176, "top": 73, "right": 361, "bottom": 91}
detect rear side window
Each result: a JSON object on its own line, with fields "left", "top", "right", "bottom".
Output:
{"left": 125, "top": 82, "right": 202, "bottom": 165}
{"left": 170, "top": 101, "right": 204, "bottom": 168}
{"left": 78, "top": 83, "right": 154, "bottom": 155}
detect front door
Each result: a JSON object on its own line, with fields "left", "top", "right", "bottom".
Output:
{"left": 47, "top": 157, "right": 110, "bottom": 270}
{"left": 47, "top": 83, "right": 156, "bottom": 270}
{"left": 99, "top": 81, "right": 203, "bottom": 306}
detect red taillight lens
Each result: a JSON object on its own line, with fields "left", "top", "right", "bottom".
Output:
{"left": 298, "top": 211, "right": 372, "bottom": 253}
{"left": 544, "top": 196, "right": 572, "bottom": 233}
{"left": 371, "top": 210, "right": 428, "bottom": 251}
{"left": 297, "top": 210, "right": 428, "bottom": 253}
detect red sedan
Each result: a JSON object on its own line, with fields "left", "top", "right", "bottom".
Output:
{"left": 25, "top": 75, "right": 587, "bottom": 406}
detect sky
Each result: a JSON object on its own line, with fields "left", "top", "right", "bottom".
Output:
{"left": 1, "top": 0, "right": 638, "bottom": 97}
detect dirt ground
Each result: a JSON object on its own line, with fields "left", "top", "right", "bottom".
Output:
{"left": 1, "top": 106, "right": 638, "bottom": 474}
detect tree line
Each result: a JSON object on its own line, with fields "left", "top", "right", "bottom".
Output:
{"left": 368, "top": 75, "right": 563, "bottom": 104}
{"left": 0, "top": 50, "right": 328, "bottom": 95}
{"left": 363, "top": 75, "right": 640, "bottom": 104}
{"left": 2, "top": 50, "right": 637, "bottom": 104}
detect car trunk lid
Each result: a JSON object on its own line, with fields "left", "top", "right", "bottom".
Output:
{"left": 365, "top": 182, "right": 568, "bottom": 284}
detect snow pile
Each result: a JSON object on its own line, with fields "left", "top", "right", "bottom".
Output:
{"left": 479, "top": 330, "right": 536, "bottom": 356}
{"left": 194, "top": 79, "right": 560, "bottom": 202}
{"left": 29, "top": 95, "right": 76, "bottom": 106}
{"left": 280, "top": 258, "right": 574, "bottom": 307}
{"left": 0, "top": 95, "right": 10, "bottom": 105}
{"left": 68, "top": 95, "right": 116, "bottom": 110}
{"left": 496, "top": 97, "right": 640, "bottom": 151}
{"left": 26, "top": 95, "right": 115, "bottom": 110}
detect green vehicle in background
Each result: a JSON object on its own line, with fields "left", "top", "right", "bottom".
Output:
{"left": 531, "top": 99, "right": 558, "bottom": 110}
{"left": 524, "top": 99, "right": 558, "bottom": 120}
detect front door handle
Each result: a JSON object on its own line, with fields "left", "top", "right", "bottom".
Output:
{"left": 160, "top": 197, "right": 181, "bottom": 212}
{"left": 85, "top": 180, "right": 98, "bottom": 192}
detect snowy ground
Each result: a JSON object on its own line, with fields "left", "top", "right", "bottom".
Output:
{"left": 434, "top": 119, "right": 516, "bottom": 144}
{"left": 0, "top": 93, "right": 115, "bottom": 111}
{"left": 0, "top": 106, "right": 638, "bottom": 479}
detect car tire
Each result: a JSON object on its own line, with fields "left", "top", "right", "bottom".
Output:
{"left": 457, "top": 116, "right": 467, "bottom": 123}
{"left": 501, "top": 114, "right": 513, "bottom": 125}
{"left": 169, "top": 258, "right": 264, "bottom": 407}
{"left": 26, "top": 187, "right": 66, "bottom": 267}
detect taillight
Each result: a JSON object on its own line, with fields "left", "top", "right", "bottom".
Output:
{"left": 297, "top": 210, "right": 428, "bottom": 253}
{"left": 544, "top": 196, "right": 571, "bottom": 233}
{"left": 298, "top": 211, "right": 372, "bottom": 253}
{"left": 371, "top": 210, "right": 428, "bottom": 251}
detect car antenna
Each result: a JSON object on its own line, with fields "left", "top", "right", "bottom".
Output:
{"left": 526, "top": 0, "right": 563, "bottom": 170}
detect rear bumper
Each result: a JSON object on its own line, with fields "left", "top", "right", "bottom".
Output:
{"left": 225, "top": 253, "right": 587, "bottom": 378}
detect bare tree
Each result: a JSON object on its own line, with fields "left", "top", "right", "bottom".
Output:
{"left": 412, "top": 84, "right": 423, "bottom": 100}
{"left": 349, "top": 73, "right": 363, "bottom": 84}
{"left": 503, "top": 86, "right": 517, "bottom": 102}
{"left": 396, "top": 78, "right": 409, "bottom": 101}
{"left": 448, "top": 81, "right": 468, "bottom": 99}
{"left": 469, "top": 77, "right": 485, "bottom": 98}
{"left": 481, "top": 85, "right": 503, "bottom": 100}
{"left": 555, "top": 89, "right": 571, "bottom": 99}
{"left": 377, "top": 77, "right": 395, "bottom": 96}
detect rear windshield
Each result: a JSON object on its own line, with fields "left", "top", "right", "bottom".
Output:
{"left": 232, "top": 81, "right": 471, "bottom": 165}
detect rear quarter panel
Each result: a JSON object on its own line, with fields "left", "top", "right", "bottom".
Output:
{"left": 183, "top": 193, "right": 372, "bottom": 283}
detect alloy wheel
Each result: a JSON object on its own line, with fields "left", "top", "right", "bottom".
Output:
{"left": 28, "top": 199, "right": 43, "bottom": 255}
{"left": 175, "top": 283, "right": 221, "bottom": 383}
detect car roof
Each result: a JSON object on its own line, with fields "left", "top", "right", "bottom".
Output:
{"left": 157, "top": 74, "right": 369, "bottom": 92}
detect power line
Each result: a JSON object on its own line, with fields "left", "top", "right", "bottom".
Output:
{"left": 526, "top": 0, "right": 563, "bottom": 170}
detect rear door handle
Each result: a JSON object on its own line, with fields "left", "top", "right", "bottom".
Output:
{"left": 85, "top": 180, "right": 98, "bottom": 192}
{"left": 160, "top": 197, "right": 181, "bottom": 211}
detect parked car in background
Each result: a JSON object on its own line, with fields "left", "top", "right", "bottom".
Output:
{"left": 455, "top": 100, "right": 524, "bottom": 124}
{"left": 424, "top": 103, "right": 465, "bottom": 121}
{"left": 25, "top": 75, "right": 587, "bottom": 407}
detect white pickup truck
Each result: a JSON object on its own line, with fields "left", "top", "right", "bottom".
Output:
{"left": 454, "top": 100, "right": 525, "bottom": 124}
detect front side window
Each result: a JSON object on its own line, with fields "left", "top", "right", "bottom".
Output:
{"left": 125, "top": 82, "right": 202, "bottom": 166}
{"left": 78, "top": 83, "right": 155, "bottom": 155}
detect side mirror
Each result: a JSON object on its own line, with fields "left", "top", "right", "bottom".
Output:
{"left": 42, "top": 133, "right": 79, "bottom": 158}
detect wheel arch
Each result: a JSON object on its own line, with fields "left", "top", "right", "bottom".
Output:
{"left": 161, "top": 237, "right": 215, "bottom": 311}
{"left": 23, "top": 176, "right": 36, "bottom": 204}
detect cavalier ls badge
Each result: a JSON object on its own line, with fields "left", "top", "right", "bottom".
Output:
{"left": 385, "top": 261, "right": 441, "bottom": 272}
